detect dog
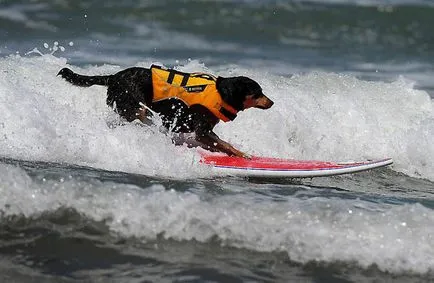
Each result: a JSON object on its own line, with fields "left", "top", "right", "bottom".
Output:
{"left": 58, "top": 65, "right": 273, "bottom": 158}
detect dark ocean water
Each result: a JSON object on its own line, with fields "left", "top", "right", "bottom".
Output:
{"left": 2, "top": 0, "right": 434, "bottom": 95}
{"left": 0, "top": 0, "right": 434, "bottom": 282}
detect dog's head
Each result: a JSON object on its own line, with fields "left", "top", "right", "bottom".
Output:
{"left": 217, "top": 76, "right": 274, "bottom": 111}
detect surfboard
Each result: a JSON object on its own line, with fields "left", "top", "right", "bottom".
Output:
{"left": 200, "top": 153, "right": 393, "bottom": 178}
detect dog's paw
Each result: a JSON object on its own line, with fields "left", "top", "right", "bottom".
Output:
{"left": 241, "top": 153, "right": 252, "bottom": 159}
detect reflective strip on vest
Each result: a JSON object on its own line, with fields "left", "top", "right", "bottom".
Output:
{"left": 151, "top": 65, "right": 237, "bottom": 122}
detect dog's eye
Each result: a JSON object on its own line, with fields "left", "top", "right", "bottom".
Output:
{"left": 252, "top": 93, "right": 262, "bottom": 99}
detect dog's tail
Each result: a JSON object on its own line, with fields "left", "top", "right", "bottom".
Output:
{"left": 57, "top": 68, "right": 111, "bottom": 87}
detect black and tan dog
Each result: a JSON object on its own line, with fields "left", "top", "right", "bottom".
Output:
{"left": 58, "top": 65, "right": 273, "bottom": 158}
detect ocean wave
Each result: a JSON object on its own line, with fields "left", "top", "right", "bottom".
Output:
{"left": 1, "top": 0, "right": 433, "bottom": 58}
{"left": 0, "top": 55, "right": 432, "bottom": 180}
{"left": 2, "top": 0, "right": 434, "bottom": 95}
{"left": 1, "top": 163, "right": 433, "bottom": 275}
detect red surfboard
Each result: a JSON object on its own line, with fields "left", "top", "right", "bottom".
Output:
{"left": 201, "top": 153, "right": 393, "bottom": 178}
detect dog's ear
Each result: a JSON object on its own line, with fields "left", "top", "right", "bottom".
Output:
{"left": 238, "top": 76, "right": 264, "bottom": 98}
{"left": 217, "top": 76, "right": 263, "bottom": 110}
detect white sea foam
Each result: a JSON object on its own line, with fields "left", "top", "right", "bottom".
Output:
{"left": 0, "top": 54, "right": 432, "bottom": 180}
{"left": 0, "top": 163, "right": 433, "bottom": 274}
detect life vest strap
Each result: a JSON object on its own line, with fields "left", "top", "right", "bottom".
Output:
{"left": 180, "top": 74, "right": 190, "bottom": 86}
{"left": 166, "top": 69, "right": 191, "bottom": 86}
{"left": 167, "top": 71, "right": 175, "bottom": 84}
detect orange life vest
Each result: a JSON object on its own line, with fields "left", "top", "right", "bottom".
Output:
{"left": 151, "top": 65, "right": 238, "bottom": 122}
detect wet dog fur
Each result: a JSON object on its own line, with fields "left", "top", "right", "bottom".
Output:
{"left": 58, "top": 66, "right": 273, "bottom": 158}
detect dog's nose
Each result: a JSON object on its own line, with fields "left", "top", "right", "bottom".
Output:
{"left": 256, "top": 96, "right": 274, "bottom": 109}
{"left": 263, "top": 97, "right": 273, "bottom": 109}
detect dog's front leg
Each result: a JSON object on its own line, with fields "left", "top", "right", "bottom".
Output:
{"left": 136, "top": 102, "right": 155, "bottom": 125}
{"left": 196, "top": 132, "right": 251, "bottom": 158}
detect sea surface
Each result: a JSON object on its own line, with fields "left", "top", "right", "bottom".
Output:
{"left": 0, "top": 0, "right": 433, "bottom": 282}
